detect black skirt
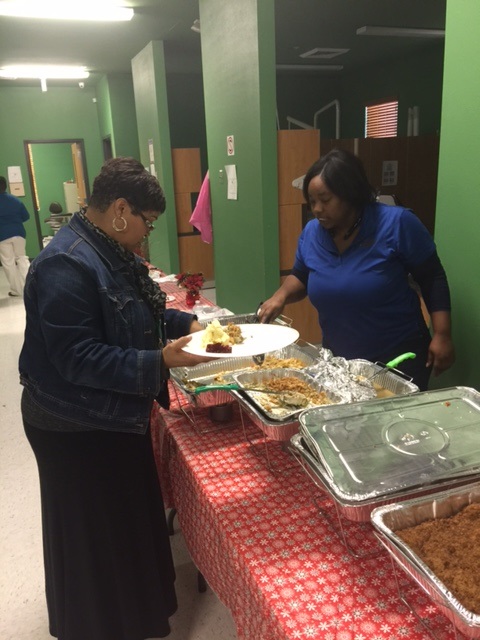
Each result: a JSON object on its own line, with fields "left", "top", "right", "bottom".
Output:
{"left": 24, "top": 420, "right": 177, "bottom": 640}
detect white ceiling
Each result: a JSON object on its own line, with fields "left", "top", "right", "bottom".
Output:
{"left": 0, "top": 0, "right": 446, "bottom": 88}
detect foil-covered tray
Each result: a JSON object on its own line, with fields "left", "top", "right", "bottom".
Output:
{"left": 306, "top": 357, "right": 419, "bottom": 402}
{"left": 232, "top": 368, "right": 345, "bottom": 422}
{"left": 170, "top": 342, "right": 317, "bottom": 409}
{"left": 289, "top": 433, "right": 480, "bottom": 522}
{"left": 298, "top": 386, "right": 480, "bottom": 503}
{"left": 371, "top": 484, "right": 480, "bottom": 638}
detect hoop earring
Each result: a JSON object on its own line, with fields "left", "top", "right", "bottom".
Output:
{"left": 112, "top": 216, "right": 128, "bottom": 232}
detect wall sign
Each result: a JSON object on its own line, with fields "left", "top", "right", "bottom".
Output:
{"left": 382, "top": 160, "right": 398, "bottom": 187}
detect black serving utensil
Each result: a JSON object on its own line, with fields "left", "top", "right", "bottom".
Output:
{"left": 249, "top": 302, "right": 265, "bottom": 365}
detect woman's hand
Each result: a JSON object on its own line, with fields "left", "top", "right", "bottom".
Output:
{"left": 258, "top": 275, "right": 307, "bottom": 323}
{"left": 427, "top": 333, "right": 456, "bottom": 377}
{"left": 257, "top": 293, "right": 287, "bottom": 324}
{"left": 162, "top": 335, "right": 214, "bottom": 369}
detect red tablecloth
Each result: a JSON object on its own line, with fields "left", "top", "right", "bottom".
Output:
{"left": 151, "top": 396, "right": 461, "bottom": 640}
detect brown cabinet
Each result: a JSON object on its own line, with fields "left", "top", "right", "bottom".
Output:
{"left": 277, "top": 130, "right": 322, "bottom": 345}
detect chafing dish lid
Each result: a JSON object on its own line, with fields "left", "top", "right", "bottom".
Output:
{"left": 298, "top": 387, "right": 480, "bottom": 500}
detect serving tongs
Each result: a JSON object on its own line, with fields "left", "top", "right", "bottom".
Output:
{"left": 366, "top": 351, "right": 416, "bottom": 383}
{"left": 192, "top": 383, "right": 309, "bottom": 408}
{"left": 248, "top": 301, "right": 265, "bottom": 365}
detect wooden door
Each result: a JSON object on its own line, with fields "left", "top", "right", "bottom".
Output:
{"left": 71, "top": 143, "right": 87, "bottom": 207}
{"left": 172, "top": 148, "right": 214, "bottom": 280}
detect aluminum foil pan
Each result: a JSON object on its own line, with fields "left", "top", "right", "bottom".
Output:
{"left": 170, "top": 342, "right": 317, "bottom": 409}
{"left": 231, "top": 390, "right": 300, "bottom": 442}
{"left": 371, "top": 484, "right": 480, "bottom": 638}
{"left": 289, "top": 433, "right": 480, "bottom": 522}
{"left": 232, "top": 368, "right": 345, "bottom": 422}
{"left": 306, "top": 357, "right": 419, "bottom": 402}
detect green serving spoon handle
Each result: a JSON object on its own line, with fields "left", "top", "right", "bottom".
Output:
{"left": 385, "top": 352, "right": 416, "bottom": 369}
{"left": 193, "top": 383, "right": 239, "bottom": 394}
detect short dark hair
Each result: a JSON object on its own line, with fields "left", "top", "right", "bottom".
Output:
{"left": 0, "top": 176, "right": 7, "bottom": 193}
{"left": 302, "top": 149, "right": 375, "bottom": 210}
{"left": 88, "top": 157, "right": 166, "bottom": 215}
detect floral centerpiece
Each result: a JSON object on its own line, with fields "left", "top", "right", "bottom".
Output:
{"left": 175, "top": 271, "right": 205, "bottom": 307}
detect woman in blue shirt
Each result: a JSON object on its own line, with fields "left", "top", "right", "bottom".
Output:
{"left": 259, "top": 149, "right": 455, "bottom": 390}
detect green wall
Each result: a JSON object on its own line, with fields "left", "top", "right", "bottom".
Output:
{"left": 131, "top": 42, "right": 178, "bottom": 272}
{"left": 433, "top": 0, "right": 480, "bottom": 389}
{"left": 96, "top": 74, "right": 140, "bottom": 159}
{"left": 199, "top": 0, "right": 279, "bottom": 312}
{"left": 30, "top": 143, "right": 73, "bottom": 238}
{"left": 0, "top": 86, "right": 104, "bottom": 257}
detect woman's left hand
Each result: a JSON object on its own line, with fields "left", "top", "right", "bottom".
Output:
{"left": 427, "top": 333, "right": 456, "bottom": 377}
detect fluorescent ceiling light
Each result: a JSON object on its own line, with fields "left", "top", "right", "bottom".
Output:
{"left": 0, "top": 1, "right": 134, "bottom": 21}
{"left": 276, "top": 64, "right": 343, "bottom": 72}
{"left": 0, "top": 65, "right": 90, "bottom": 79}
{"left": 356, "top": 26, "right": 444, "bottom": 38}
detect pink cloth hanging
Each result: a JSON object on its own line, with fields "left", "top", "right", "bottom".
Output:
{"left": 189, "top": 171, "right": 213, "bottom": 244}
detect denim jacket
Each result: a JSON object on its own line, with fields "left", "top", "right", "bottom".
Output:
{"left": 19, "top": 213, "right": 195, "bottom": 434}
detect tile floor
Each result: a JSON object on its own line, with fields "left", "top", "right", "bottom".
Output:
{"left": 0, "top": 267, "right": 237, "bottom": 640}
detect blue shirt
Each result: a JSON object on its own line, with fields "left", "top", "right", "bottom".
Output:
{"left": 293, "top": 202, "right": 435, "bottom": 360}
{"left": 0, "top": 192, "right": 30, "bottom": 241}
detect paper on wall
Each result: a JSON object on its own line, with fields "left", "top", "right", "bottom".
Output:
{"left": 225, "top": 164, "right": 237, "bottom": 200}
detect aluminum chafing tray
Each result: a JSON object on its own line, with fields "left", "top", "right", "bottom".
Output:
{"left": 170, "top": 342, "right": 317, "bottom": 409}
{"left": 289, "top": 433, "right": 480, "bottom": 522}
{"left": 298, "top": 386, "right": 480, "bottom": 503}
{"left": 232, "top": 367, "right": 345, "bottom": 422}
{"left": 371, "top": 484, "right": 480, "bottom": 638}
{"left": 347, "top": 359, "right": 419, "bottom": 396}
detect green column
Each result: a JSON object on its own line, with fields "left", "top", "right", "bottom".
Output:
{"left": 433, "top": 0, "right": 480, "bottom": 389}
{"left": 199, "top": 0, "right": 279, "bottom": 312}
{"left": 131, "top": 41, "right": 178, "bottom": 272}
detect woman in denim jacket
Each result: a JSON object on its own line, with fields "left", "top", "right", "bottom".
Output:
{"left": 19, "top": 157, "right": 212, "bottom": 640}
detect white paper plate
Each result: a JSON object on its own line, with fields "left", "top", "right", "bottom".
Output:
{"left": 165, "top": 295, "right": 175, "bottom": 303}
{"left": 182, "top": 324, "right": 300, "bottom": 358}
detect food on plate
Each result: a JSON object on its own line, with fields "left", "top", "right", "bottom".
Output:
{"left": 206, "top": 343, "right": 232, "bottom": 353}
{"left": 200, "top": 319, "right": 244, "bottom": 351}
{"left": 225, "top": 322, "right": 245, "bottom": 344}
{"left": 396, "top": 503, "right": 480, "bottom": 614}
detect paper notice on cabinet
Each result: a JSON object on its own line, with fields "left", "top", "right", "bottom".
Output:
{"left": 225, "top": 164, "right": 237, "bottom": 200}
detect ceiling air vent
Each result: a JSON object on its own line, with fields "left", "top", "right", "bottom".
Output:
{"left": 300, "top": 48, "right": 349, "bottom": 60}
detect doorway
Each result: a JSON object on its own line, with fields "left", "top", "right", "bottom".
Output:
{"left": 24, "top": 139, "right": 90, "bottom": 252}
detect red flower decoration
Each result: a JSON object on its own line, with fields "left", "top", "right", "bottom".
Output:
{"left": 175, "top": 272, "right": 205, "bottom": 305}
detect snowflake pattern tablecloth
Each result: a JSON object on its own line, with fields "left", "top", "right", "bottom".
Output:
{"left": 151, "top": 398, "right": 463, "bottom": 640}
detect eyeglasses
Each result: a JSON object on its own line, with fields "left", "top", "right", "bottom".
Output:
{"left": 139, "top": 212, "right": 155, "bottom": 231}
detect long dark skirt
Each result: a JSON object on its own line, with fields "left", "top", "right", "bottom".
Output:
{"left": 24, "top": 420, "right": 177, "bottom": 640}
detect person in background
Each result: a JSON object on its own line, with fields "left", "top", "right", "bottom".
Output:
{"left": 259, "top": 149, "right": 455, "bottom": 390}
{"left": 19, "top": 157, "right": 213, "bottom": 640}
{"left": 0, "top": 175, "right": 30, "bottom": 296}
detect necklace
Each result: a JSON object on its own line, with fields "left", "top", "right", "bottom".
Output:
{"left": 328, "top": 215, "right": 363, "bottom": 241}
{"left": 343, "top": 215, "right": 363, "bottom": 239}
